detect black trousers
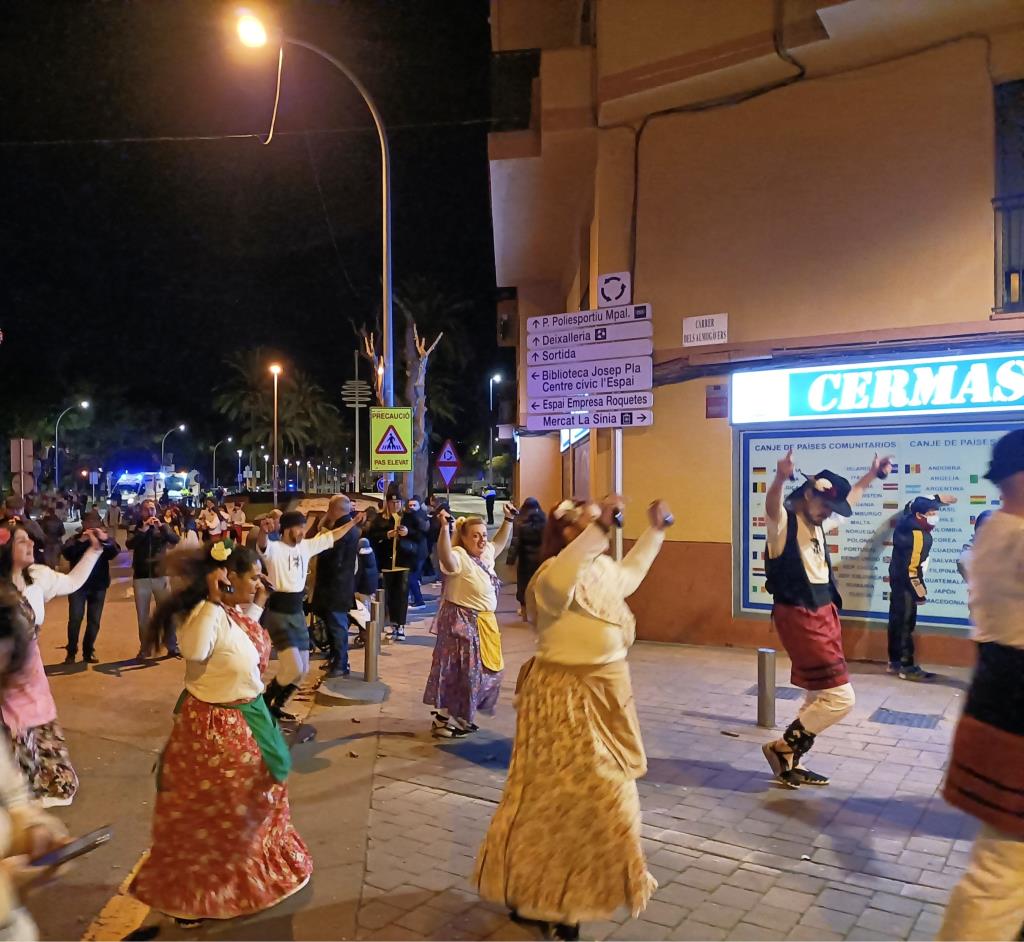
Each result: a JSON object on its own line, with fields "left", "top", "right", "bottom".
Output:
{"left": 887, "top": 585, "right": 918, "bottom": 667}
{"left": 485, "top": 495, "right": 496, "bottom": 524}
{"left": 67, "top": 587, "right": 107, "bottom": 656}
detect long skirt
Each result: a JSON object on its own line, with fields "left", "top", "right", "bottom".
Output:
{"left": 474, "top": 659, "right": 655, "bottom": 924}
{"left": 130, "top": 695, "right": 312, "bottom": 921}
{"left": 423, "top": 601, "right": 503, "bottom": 724}
{"left": 8, "top": 720, "right": 78, "bottom": 806}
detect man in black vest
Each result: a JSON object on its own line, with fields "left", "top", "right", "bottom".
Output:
{"left": 312, "top": 495, "right": 362, "bottom": 678}
{"left": 761, "top": 448, "right": 892, "bottom": 789}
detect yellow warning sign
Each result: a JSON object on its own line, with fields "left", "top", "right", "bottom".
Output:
{"left": 370, "top": 407, "right": 413, "bottom": 472}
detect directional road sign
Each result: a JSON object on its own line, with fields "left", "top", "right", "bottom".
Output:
{"left": 525, "top": 410, "right": 653, "bottom": 431}
{"left": 370, "top": 407, "right": 413, "bottom": 472}
{"left": 435, "top": 439, "right": 461, "bottom": 489}
{"left": 527, "top": 391, "right": 654, "bottom": 414}
{"left": 526, "top": 337, "right": 653, "bottom": 367}
{"left": 527, "top": 320, "right": 652, "bottom": 351}
{"left": 526, "top": 356, "right": 653, "bottom": 397}
{"left": 526, "top": 303, "right": 652, "bottom": 336}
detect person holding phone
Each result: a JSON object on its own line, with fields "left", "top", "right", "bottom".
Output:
{"left": 474, "top": 496, "right": 671, "bottom": 941}
{"left": 423, "top": 503, "right": 515, "bottom": 738}
{"left": 0, "top": 521, "right": 102, "bottom": 806}
{"left": 131, "top": 542, "right": 312, "bottom": 927}
{"left": 126, "top": 499, "right": 180, "bottom": 660}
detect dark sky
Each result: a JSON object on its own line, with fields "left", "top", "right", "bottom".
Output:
{"left": 0, "top": 0, "right": 506, "bottom": 471}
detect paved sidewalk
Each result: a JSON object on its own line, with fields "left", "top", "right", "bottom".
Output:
{"left": 335, "top": 582, "right": 971, "bottom": 942}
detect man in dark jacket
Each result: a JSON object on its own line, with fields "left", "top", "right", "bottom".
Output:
{"left": 887, "top": 493, "right": 955, "bottom": 682}
{"left": 126, "top": 498, "right": 180, "bottom": 660}
{"left": 311, "top": 495, "right": 362, "bottom": 678}
{"left": 62, "top": 512, "right": 120, "bottom": 663}
{"left": 399, "top": 496, "right": 430, "bottom": 609}
{"left": 368, "top": 493, "right": 402, "bottom": 574}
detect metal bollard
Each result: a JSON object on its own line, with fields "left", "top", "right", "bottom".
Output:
{"left": 365, "top": 599, "right": 381, "bottom": 684}
{"left": 757, "top": 647, "right": 776, "bottom": 728}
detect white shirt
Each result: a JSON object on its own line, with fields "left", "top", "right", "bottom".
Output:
{"left": 967, "top": 511, "right": 1024, "bottom": 648}
{"left": 259, "top": 531, "right": 334, "bottom": 592}
{"left": 766, "top": 505, "right": 830, "bottom": 584}
{"left": 528, "top": 524, "right": 664, "bottom": 666}
{"left": 230, "top": 508, "right": 246, "bottom": 525}
{"left": 441, "top": 523, "right": 511, "bottom": 612}
{"left": 199, "top": 509, "right": 225, "bottom": 536}
{"left": 178, "top": 602, "right": 265, "bottom": 702}
{"left": 15, "top": 549, "right": 102, "bottom": 625}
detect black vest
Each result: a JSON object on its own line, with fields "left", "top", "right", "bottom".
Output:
{"left": 764, "top": 511, "right": 842, "bottom": 610}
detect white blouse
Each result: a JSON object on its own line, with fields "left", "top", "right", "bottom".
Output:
{"left": 441, "top": 524, "right": 511, "bottom": 613}
{"left": 15, "top": 549, "right": 102, "bottom": 625}
{"left": 178, "top": 601, "right": 265, "bottom": 703}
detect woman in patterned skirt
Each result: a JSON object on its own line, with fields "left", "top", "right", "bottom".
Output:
{"left": 475, "top": 496, "right": 672, "bottom": 941}
{"left": 0, "top": 521, "right": 102, "bottom": 806}
{"left": 423, "top": 506, "right": 515, "bottom": 738}
{"left": 131, "top": 541, "right": 312, "bottom": 927}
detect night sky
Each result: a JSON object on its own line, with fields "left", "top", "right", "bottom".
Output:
{"left": 0, "top": 0, "right": 508, "bottom": 474}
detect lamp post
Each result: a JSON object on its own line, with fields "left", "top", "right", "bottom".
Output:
{"left": 54, "top": 400, "right": 89, "bottom": 493}
{"left": 160, "top": 424, "right": 186, "bottom": 470}
{"left": 488, "top": 374, "right": 502, "bottom": 484}
{"left": 270, "top": 363, "right": 282, "bottom": 506}
{"left": 237, "top": 449, "right": 244, "bottom": 489}
{"left": 236, "top": 15, "right": 394, "bottom": 416}
{"left": 283, "top": 458, "right": 290, "bottom": 491}
{"left": 212, "top": 436, "right": 232, "bottom": 489}
{"left": 262, "top": 452, "right": 269, "bottom": 488}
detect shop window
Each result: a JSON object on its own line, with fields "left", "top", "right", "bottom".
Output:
{"left": 995, "top": 80, "right": 1024, "bottom": 314}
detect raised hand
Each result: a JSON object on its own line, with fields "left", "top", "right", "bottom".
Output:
{"left": 648, "top": 500, "right": 674, "bottom": 530}
{"left": 777, "top": 449, "right": 796, "bottom": 481}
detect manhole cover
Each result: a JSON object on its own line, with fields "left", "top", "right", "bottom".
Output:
{"left": 869, "top": 707, "right": 941, "bottom": 729}
{"left": 744, "top": 685, "right": 803, "bottom": 700}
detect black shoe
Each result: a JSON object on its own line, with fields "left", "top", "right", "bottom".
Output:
{"left": 899, "top": 665, "right": 937, "bottom": 682}
{"left": 271, "top": 681, "right": 299, "bottom": 721}
{"left": 790, "top": 765, "right": 830, "bottom": 786}
{"left": 326, "top": 663, "right": 351, "bottom": 679}
{"left": 63, "top": 651, "right": 77, "bottom": 664}
{"left": 84, "top": 653, "right": 99, "bottom": 664}
{"left": 552, "top": 924, "right": 580, "bottom": 941}
{"left": 762, "top": 742, "right": 800, "bottom": 789}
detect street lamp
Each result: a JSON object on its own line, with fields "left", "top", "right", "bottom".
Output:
{"left": 161, "top": 424, "right": 186, "bottom": 469}
{"left": 235, "top": 13, "right": 394, "bottom": 418}
{"left": 488, "top": 374, "right": 502, "bottom": 484}
{"left": 237, "top": 448, "right": 244, "bottom": 489}
{"left": 270, "top": 363, "right": 281, "bottom": 506}
{"left": 54, "top": 400, "right": 89, "bottom": 493}
{"left": 212, "top": 436, "right": 233, "bottom": 489}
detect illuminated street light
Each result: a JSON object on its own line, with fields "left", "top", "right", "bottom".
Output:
{"left": 236, "top": 10, "right": 268, "bottom": 48}
{"left": 54, "top": 399, "right": 89, "bottom": 492}
{"left": 269, "top": 363, "right": 282, "bottom": 506}
{"left": 213, "top": 436, "right": 233, "bottom": 489}
{"left": 161, "top": 424, "right": 186, "bottom": 469}
{"left": 488, "top": 374, "right": 503, "bottom": 484}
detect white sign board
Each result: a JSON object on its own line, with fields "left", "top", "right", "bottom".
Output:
{"left": 528, "top": 391, "right": 654, "bottom": 414}
{"left": 598, "top": 271, "right": 632, "bottom": 307}
{"left": 527, "top": 321, "right": 652, "bottom": 350}
{"left": 683, "top": 313, "right": 728, "bottom": 347}
{"left": 739, "top": 421, "right": 1008, "bottom": 628}
{"left": 527, "top": 304, "right": 652, "bottom": 336}
{"left": 526, "top": 337, "right": 653, "bottom": 367}
{"left": 527, "top": 410, "right": 653, "bottom": 431}
{"left": 527, "top": 357, "right": 653, "bottom": 396}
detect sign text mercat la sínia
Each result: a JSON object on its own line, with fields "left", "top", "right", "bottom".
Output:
{"left": 792, "top": 355, "right": 1024, "bottom": 417}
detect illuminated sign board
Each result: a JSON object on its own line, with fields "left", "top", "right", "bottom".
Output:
{"left": 731, "top": 351, "right": 1024, "bottom": 424}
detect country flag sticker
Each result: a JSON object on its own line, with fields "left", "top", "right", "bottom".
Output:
{"left": 970, "top": 474, "right": 980, "bottom": 484}
{"left": 882, "top": 483, "right": 899, "bottom": 491}
{"left": 753, "top": 466, "right": 767, "bottom": 475}
{"left": 970, "top": 495, "right": 987, "bottom": 505}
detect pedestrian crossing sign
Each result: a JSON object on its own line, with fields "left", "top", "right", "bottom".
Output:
{"left": 370, "top": 407, "right": 413, "bottom": 472}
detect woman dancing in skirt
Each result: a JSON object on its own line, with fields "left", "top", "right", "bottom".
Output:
{"left": 131, "top": 541, "right": 312, "bottom": 927}
{"left": 423, "top": 505, "right": 515, "bottom": 738}
{"left": 475, "top": 496, "right": 672, "bottom": 940}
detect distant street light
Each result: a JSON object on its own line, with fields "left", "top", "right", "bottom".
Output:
{"left": 161, "top": 424, "right": 186, "bottom": 469}
{"left": 235, "top": 12, "right": 395, "bottom": 428}
{"left": 237, "top": 448, "right": 244, "bottom": 488}
{"left": 488, "top": 374, "right": 502, "bottom": 484}
{"left": 212, "top": 436, "right": 233, "bottom": 489}
{"left": 270, "top": 363, "right": 281, "bottom": 507}
{"left": 54, "top": 400, "right": 89, "bottom": 492}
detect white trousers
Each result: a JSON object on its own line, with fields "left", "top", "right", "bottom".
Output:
{"left": 276, "top": 646, "right": 310, "bottom": 687}
{"left": 938, "top": 823, "right": 1024, "bottom": 941}
{"left": 795, "top": 682, "right": 855, "bottom": 736}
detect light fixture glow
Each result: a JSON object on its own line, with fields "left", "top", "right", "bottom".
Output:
{"left": 80, "top": 400, "right": 90, "bottom": 409}
{"left": 269, "top": 363, "right": 282, "bottom": 376}
{"left": 492, "top": 374, "right": 502, "bottom": 383}
{"left": 178, "top": 424, "right": 186, "bottom": 431}
{"left": 236, "top": 11, "right": 268, "bottom": 48}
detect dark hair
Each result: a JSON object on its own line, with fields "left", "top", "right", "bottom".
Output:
{"left": 0, "top": 583, "right": 33, "bottom": 681}
{"left": 539, "top": 501, "right": 587, "bottom": 562}
{"left": 149, "top": 543, "right": 259, "bottom": 650}
{"left": 0, "top": 523, "right": 35, "bottom": 586}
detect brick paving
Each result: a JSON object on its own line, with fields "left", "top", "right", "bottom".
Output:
{"left": 338, "top": 578, "right": 973, "bottom": 941}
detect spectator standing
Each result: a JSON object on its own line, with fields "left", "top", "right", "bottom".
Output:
{"left": 311, "top": 496, "right": 361, "bottom": 678}
{"left": 506, "top": 498, "right": 547, "bottom": 619}
{"left": 197, "top": 498, "right": 226, "bottom": 543}
{"left": 126, "top": 498, "right": 180, "bottom": 660}
{"left": 400, "top": 497, "right": 430, "bottom": 610}
{"left": 38, "top": 507, "right": 66, "bottom": 570}
{"left": 106, "top": 498, "right": 123, "bottom": 541}
{"left": 484, "top": 484, "right": 497, "bottom": 526}
{"left": 62, "top": 512, "right": 120, "bottom": 664}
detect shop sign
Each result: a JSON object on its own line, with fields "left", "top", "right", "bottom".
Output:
{"left": 731, "top": 350, "right": 1024, "bottom": 424}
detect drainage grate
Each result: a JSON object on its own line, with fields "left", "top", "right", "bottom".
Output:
{"left": 869, "top": 707, "right": 941, "bottom": 729}
{"left": 744, "top": 685, "right": 804, "bottom": 700}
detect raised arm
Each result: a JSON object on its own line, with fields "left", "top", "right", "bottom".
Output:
{"left": 766, "top": 449, "right": 795, "bottom": 524}
{"left": 616, "top": 501, "right": 673, "bottom": 597}
{"left": 435, "top": 509, "right": 458, "bottom": 573}
{"left": 848, "top": 453, "right": 893, "bottom": 509}
{"left": 178, "top": 600, "right": 222, "bottom": 662}
{"left": 491, "top": 503, "right": 517, "bottom": 558}
{"left": 328, "top": 512, "right": 366, "bottom": 545}
{"left": 36, "top": 531, "right": 102, "bottom": 601}
{"left": 535, "top": 522, "right": 610, "bottom": 614}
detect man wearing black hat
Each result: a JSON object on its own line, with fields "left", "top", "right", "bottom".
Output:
{"left": 761, "top": 448, "right": 892, "bottom": 790}
{"left": 256, "top": 506, "right": 364, "bottom": 719}
{"left": 887, "top": 493, "right": 956, "bottom": 682}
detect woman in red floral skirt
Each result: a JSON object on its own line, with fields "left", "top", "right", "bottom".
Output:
{"left": 131, "top": 541, "right": 312, "bottom": 927}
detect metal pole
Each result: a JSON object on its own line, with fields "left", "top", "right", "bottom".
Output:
{"left": 488, "top": 379, "right": 494, "bottom": 486}
{"left": 272, "top": 372, "right": 279, "bottom": 507}
{"left": 354, "top": 350, "right": 361, "bottom": 495}
{"left": 613, "top": 427, "right": 624, "bottom": 561}
{"left": 54, "top": 407, "right": 71, "bottom": 494}
{"left": 213, "top": 442, "right": 218, "bottom": 488}
{"left": 366, "top": 588, "right": 385, "bottom": 684}
{"left": 757, "top": 647, "right": 776, "bottom": 728}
